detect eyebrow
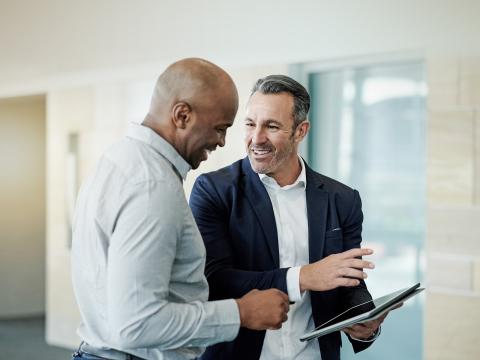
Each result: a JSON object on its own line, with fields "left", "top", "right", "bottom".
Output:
{"left": 244, "top": 118, "right": 282, "bottom": 126}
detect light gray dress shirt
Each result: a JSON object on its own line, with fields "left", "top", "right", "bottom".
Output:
{"left": 71, "top": 123, "right": 240, "bottom": 360}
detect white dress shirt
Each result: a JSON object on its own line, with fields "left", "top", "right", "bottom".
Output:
{"left": 71, "top": 123, "right": 240, "bottom": 360}
{"left": 259, "top": 158, "right": 321, "bottom": 360}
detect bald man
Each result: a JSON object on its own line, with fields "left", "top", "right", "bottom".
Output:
{"left": 71, "top": 58, "right": 289, "bottom": 360}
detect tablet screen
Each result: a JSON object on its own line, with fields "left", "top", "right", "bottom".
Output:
{"left": 314, "top": 286, "right": 414, "bottom": 330}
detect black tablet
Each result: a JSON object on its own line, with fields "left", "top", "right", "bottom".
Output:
{"left": 300, "top": 283, "right": 424, "bottom": 342}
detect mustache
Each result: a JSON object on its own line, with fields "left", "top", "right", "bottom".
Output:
{"left": 249, "top": 145, "right": 274, "bottom": 152}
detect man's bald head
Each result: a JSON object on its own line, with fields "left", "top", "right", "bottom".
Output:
{"left": 148, "top": 58, "right": 238, "bottom": 122}
{"left": 143, "top": 58, "right": 239, "bottom": 169}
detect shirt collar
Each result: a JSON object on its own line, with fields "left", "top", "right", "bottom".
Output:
{"left": 126, "top": 122, "right": 191, "bottom": 180}
{"left": 259, "top": 156, "right": 307, "bottom": 190}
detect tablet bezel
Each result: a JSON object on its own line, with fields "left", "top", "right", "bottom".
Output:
{"left": 300, "top": 283, "right": 424, "bottom": 342}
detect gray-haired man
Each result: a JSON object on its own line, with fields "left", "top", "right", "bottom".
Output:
{"left": 190, "top": 75, "right": 389, "bottom": 360}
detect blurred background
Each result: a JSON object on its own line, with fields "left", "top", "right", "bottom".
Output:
{"left": 0, "top": 1, "right": 479, "bottom": 359}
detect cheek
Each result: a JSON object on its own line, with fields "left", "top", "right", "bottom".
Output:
{"left": 271, "top": 138, "right": 290, "bottom": 153}
{"left": 188, "top": 137, "right": 204, "bottom": 156}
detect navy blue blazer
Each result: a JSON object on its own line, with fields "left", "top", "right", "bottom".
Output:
{"left": 190, "top": 157, "right": 375, "bottom": 360}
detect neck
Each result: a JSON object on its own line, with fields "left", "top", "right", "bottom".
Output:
{"left": 142, "top": 113, "right": 176, "bottom": 146}
{"left": 270, "top": 155, "right": 302, "bottom": 187}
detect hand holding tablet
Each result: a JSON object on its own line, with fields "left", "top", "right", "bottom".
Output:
{"left": 343, "top": 301, "right": 403, "bottom": 340}
{"left": 300, "top": 283, "right": 424, "bottom": 342}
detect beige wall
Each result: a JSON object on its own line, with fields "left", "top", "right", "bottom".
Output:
{"left": 46, "top": 87, "right": 94, "bottom": 347}
{"left": 425, "top": 56, "right": 480, "bottom": 359}
{"left": 0, "top": 95, "right": 46, "bottom": 317}
{"left": 46, "top": 84, "right": 141, "bottom": 347}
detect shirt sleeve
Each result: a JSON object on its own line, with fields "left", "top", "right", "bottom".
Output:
{"left": 349, "top": 325, "right": 382, "bottom": 342}
{"left": 106, "top": 180, "right": 240, "bottom": 351}
{"left": 286, "top": 266, "right": 305, "bottom": 302}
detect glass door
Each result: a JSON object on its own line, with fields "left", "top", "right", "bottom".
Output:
{"left": 303, "top": 60, "right": 426, "bottom": 360}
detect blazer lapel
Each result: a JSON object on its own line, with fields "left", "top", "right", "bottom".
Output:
{"left": 240, "top": 158, "right": 280, "bottom": 267}
{"left": 305, "top": 164, "right": 328, "bottom": 263}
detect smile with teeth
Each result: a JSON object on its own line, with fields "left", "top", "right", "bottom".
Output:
{"left": 251, "top": 147, "right": 273, "bottom": 157}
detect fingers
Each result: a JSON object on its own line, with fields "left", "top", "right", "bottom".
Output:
{"left": 363, "top": 319, "right": 382, "bottom": 328}
{"left": 268, "top": 311, "right": 289, "bottom": 330}
{"left": 335, "top": 249, "right": 374, "bottom": 285}
{"left": 236, "top": 288, "right": 290, "bottom": 330}
{"left": 269, "top": 288, "right": 290, "bottom": 310}
{"left": 277, "top": 289, "right": 290, "bottom": 302}
{"left": 343, "top": 322, "right": 377, "bottom": 339}
{"left": 338, "top": 267, "right": 368, "bottom": 280}
{"left": 339, "top": 248, "right": 373, "bottom": 260}
{"left": 269, "top": 290, "right": 289, "bottom": 329}
{"left": 391, "top": 302, "right": 403, "bottom": 310}
{"left": 336, "top": 277, "right": 361, "bottom": 287}
{"left": 345, "top": 258, "right": 375, "bottom": 270}
{"left": 300, "top": 248, "right": 375, "bottom": 292}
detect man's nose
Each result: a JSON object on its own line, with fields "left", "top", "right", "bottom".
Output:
{"left": 218, "top": 133, "right": 226, "bottom": 147}
{"left": 252, "top": 127, "right": 266, "bottom": 144}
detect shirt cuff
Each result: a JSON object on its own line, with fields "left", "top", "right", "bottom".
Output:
{"left": 350, "top": 325, "right": 382, "bottom": 342}
{"left": 206, "top": 299, "right": 240, "bottom": 343}
{"left": 286, "top": 266, "right": 304, "bottom": 302}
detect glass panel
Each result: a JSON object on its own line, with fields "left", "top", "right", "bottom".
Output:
{"left": 307, "top": 61, "right": 426, "bottom": 360}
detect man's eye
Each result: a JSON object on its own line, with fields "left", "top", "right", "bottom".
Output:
{"left": 245, "top": 123, "right": 255, "bottom": 127}
{"left": 267, "top": 125, "right": 279, "bottom": 130}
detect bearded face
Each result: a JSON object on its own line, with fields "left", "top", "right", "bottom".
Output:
{"left": 245, "top": 92, "right": 300, "bottom": 182}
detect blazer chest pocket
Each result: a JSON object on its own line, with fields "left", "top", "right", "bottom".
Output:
{"left": 324, "top": 228, "right": 343, "bottom": 254}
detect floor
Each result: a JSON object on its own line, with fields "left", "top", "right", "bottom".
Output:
{"left": 0, "top": 316, "right": 73, "bottom": 359}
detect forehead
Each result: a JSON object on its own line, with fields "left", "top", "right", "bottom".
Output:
{"left": 200, "top": 108, "right": 235, "bottom": 128}
{"left": 246, "top": 92, "right": 294, "bottom": 123}
{"left": 197, "top": 98, "right": 236, "bottom": 128}
{"left": 205, "top": 79, "right": 239, "bottom": 121}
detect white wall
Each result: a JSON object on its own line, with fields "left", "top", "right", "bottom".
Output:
{"left": 1, "top": 0, "right": 479, "bottom": 97}
{"left": 0, "top": 95, "right": 46, "bottom": 317}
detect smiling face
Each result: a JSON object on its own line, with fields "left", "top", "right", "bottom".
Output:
{"left": 245, "top": 91, "right": 309, "bottom": 185}
{"left": 184, "top": 104, "right": 236, "bottom": 169}
{"left": 169, "top": 70, "right": 238, "bottom": 170}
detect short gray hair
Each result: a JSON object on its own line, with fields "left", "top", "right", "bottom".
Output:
{"left": 250, "top": 75, "right": 310, "bottom": 129}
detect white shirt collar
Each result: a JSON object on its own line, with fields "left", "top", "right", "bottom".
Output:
{"left": 259, "top": 156, "right": 307, "bottom": 190}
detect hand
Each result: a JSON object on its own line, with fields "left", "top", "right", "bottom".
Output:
{"left": 343, "top": 315, "right": 385, "bottom": 340}
{"left": 235, "top": 289, "right": 290, "bottom": 330}
{"left": 299, "top": 248, "right": 375, "bottom": 292}
{"left": 343, "top": 302, "right": 403, "bottom": 340}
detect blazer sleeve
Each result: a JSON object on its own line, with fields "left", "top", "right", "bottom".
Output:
{"left": 189, "top": 174, "right": 289, "bottom": 300}
{"left": 338, "top": 189, "right": 377, "bottom": 352}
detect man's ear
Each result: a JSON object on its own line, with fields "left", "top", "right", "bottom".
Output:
{"left": 294, "top": 120, "right": 310, "bottom": 143}
{"left": 171, "top": 102, "right": 192, "bottom": 129}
